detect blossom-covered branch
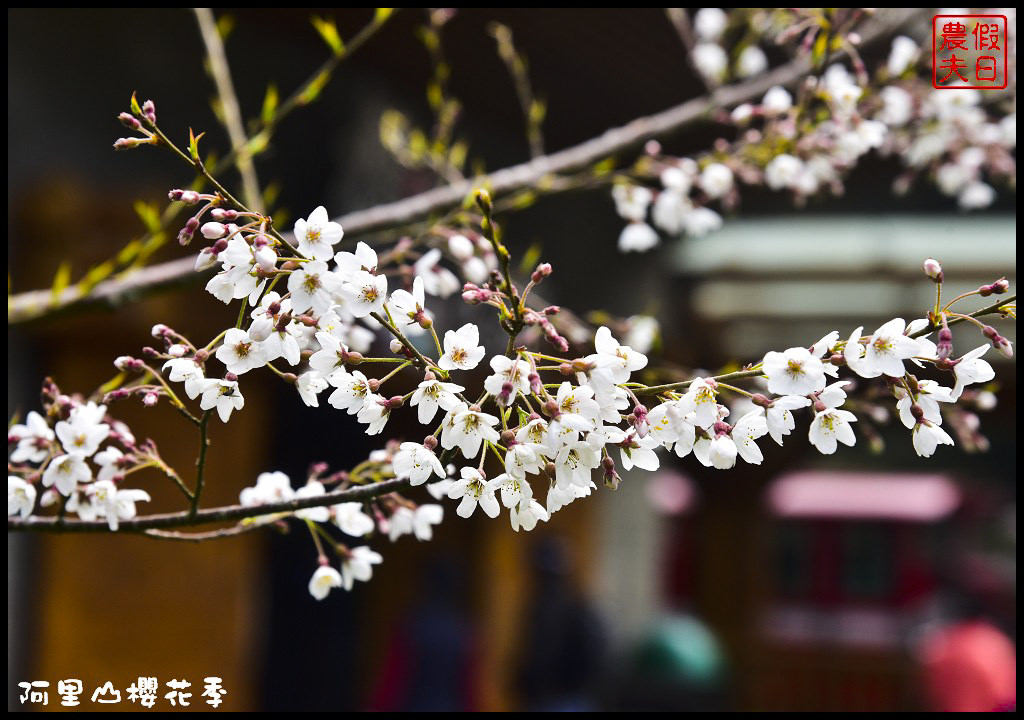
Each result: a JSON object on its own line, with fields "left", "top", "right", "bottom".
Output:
{"left": 7, "top": 8, "right": 1015, "bottom": 604}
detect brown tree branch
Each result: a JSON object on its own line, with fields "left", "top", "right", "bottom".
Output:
{"left": 8, "top": 477, "right": 411, "bottom": 535}
{"left": 6, "top": 8, "right": 925, "bottom": 324}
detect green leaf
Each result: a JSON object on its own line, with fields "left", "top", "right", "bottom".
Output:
{"left": 312, "top": 15, "right": 345, "bottom": 56}
{"left": 116, "top": 240, "right": 142, "bottom": 266}
{"left": 215, "top": 13, "right": 235, "bottom": 40}
{"left": 79, "top": 260, "right": 115, "bottom": 294}
{"left": 133, "top": 200, "right": 161, "bottom": 233}
{"left": 130, "top": 92, "right": 142, "bottom": 116}
{"left": 519, "top": 243, "right": 542, "bottom": 275}
{"left": 50, "top": 261, "right": 72, "bottom": 302}
{"left": 374, "top": 8, "right": 393, "bottom": 24}
{"left": 98, "top": 372, "right": 126, "bottom": 396}
{"left": 299, "top": 70, "right": 330, "bottom": 106}
{"left": 188, "top": 128, "right": 205, "bottom": 161}
{"left": 260, "top": 83, "right": 279, "bottom": 125}
{"left": 811, "top": 30, "right": 828, "bottom": 67}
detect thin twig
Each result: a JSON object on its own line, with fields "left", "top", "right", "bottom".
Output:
{"left": 189, "top": 410, "right": 212, "bottom": 518}
{"left": 9, "top": 477, "right": 411, "bottom": 534}
{"left": 194, "top": 7, "right": 263, "bottom": 211}
{"left": 143, "top": 523, "right": 266, "bottom": 542}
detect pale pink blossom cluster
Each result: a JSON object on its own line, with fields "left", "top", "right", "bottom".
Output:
{"left": 612, "top": 12, "right": 1015, "bottom": 252}
{"left": 8, "top": 392, "right": 150, "bottom": 531}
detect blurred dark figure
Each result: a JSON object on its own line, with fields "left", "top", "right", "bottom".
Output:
{"left": 516, "top": 539, "right": 606, "bottom": 711}
{"left": 367, "top": 557, "right": 476, "bottom": 711}
{"left": 917, "top": 579, "right": 1016, "bottom": 712}
{"left": 600, "top": 613, "right": 729, "bottom": 711}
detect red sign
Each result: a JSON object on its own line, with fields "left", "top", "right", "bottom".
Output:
{"left": 932, "top": 14, "right": 1008, "bottom": 89}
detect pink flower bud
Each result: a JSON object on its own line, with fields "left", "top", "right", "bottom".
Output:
{"left": 200, "top": 222, "right": 226, "bottom": 240}
{"left": 531, "top": 263, "right": 553, "bottom": 283}
{"left": 922, "top": 258, "right": 943, "bottom": 282}
{"left": 142, "top": 392, "right": 159, "bottom": 407}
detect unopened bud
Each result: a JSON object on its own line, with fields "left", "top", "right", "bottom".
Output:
{"left": 543, "top": 399, "right": 560, "bottom": 417}
{"left": 474, "top": 188, "right": 493, "bottom": 214}
{"left": 423, "top": 435, "right": 438, "bottom": 450}
{"left": 543, "top": 305, "right": 560, "bottom": 316}
{"left": 210, "top": 208, "right": 239, "bottom": 222}
{"left": 922, "top": 258, "right": 943, "bottom": 282}
{"left": 910, "top": 403, "right": 925, "bottom": 423}
{"left": 992, "top": 334, "right": 1013, "bottom": 359}
{"left": 114, "top": 356, "right": 144, "bottom": 373}
{"left": 528, "top": 372, "right": 542, "bottom": 395}
{"left": 119, "top": 112, "right": 141, "bottom": 130}
{"left": 498, "top": 381, "right": 515, "bottom": 406}
{"left": 386, "top": 395, "right": 404, "bottom": 409}
{"left": 113, "top": 137, "right": 145, "bottom": 151}
{"left": 249, "top": 315, "right": 274, "bottom": 342}
{"left": 936, "top": 327, "right": 953, "bottom": 361}
{"left": 194, "top": 349, "right": 210, "bottom": 363}
{"left": 142, "top": 99, "right": 157, "bottom": 125}
{"left": 142, "top": 392, "right": 159, "bottom": 407}
{"left": 141, "top": 346, "right": 159, "bottom": 358}
{"left": 201, "top": 222, "right": 226, "bottom": 240}
{"left": 500, "top": 430, "right": 516, "bottom": 446}
{"left": 531, "top": 263, "right": 552, "bottom": 283}
{"left": 367, "top": 378, "right": 381, "bottom": 392}
{"left": 281, "top": 372, "right": 297, "bottom": 384}
{"left": 751, "top": 393, "right": 772, "bottom": 408}
{"left": 558, "top": 363, "right": 574, "bottom": 375}
{"left": 602, "top": 455, "right": 622, "bottom": 489}
{"left": 390, "top": 339, "right": 404, "bottom": 354}
{"left": 989, "top": 278, "right": 1010, "bottom": 294}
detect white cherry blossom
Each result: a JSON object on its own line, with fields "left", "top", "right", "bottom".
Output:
{"left": 483, "top": 355, "right": 531, "bottom": 401}
{"left": 586, "top": 326, "right": 648, "bottom": 383}
{"left": 340, "top": 270, "right": 388, "bottom": 318}
{"left": 912, "top": 421, "right": 955, "bottom": 458}
{"left": 42, "top": 452, "right": 92, "bottom": 496}
{"left": 951, "top": 345, "right": 996, "bottom": 400}
{"left": 294, "top": 206, "right": 344, "bottom": 262}
{"left": 309, "top": 565, "right": 343, "bottom": 601}
{"left": 288, "top": 260, "right": 341, "bottom": 316}
{"left": 510, "top": 498, "right": 549, "bottom": 532}
{"left": 393, "top": 442, "right": 445, "bottom": 485}
{"left": 862, "top": 318, "right": 921, "bottom": 378}
{"left": 8, "top": 476, "right": 37, "bottom": 518}
{"left": 762, "top": 346, "right": 826, "bottom": 395}
{"left": 199, "top": 377, "right": 245, "bottom": 423}
{"left": 333, "top": 502, "right": 375, "bottom": 537}
{"left": 439, "top": 323, "right": 486, "bottom": 372}
{"left": 447, "top": 468, "right": 501, "bottom": 519}
{"left": 341, "top": 546, "right": 383, "bottom": 590}
{"left": 327, "top": 369, "right": 373, "bottom": 414}
{"left": 10, "top": 411, "right": 55, "bottom": 464}
{"left": 766, "top": 395, "right": 811, "bottom": 445}
{"left": 389, "top": 276, "right": 427, "bottom": 327}
{"left": 410, "top": 377, "right": 464, "bottom": 424}
{"left": 442, "top": 407, "right": 500, "bottom": 460}
{"left": 216, "top": 328, "right": 267, "bottom": 375}
{"left": 334, "top": 241, "right": 377, "bottom": 279}
{"left": 163, "top": 358, "right": 207, "bottom": 400}
{"left": 732, "top": 409, "right": 769, "bottom": 464}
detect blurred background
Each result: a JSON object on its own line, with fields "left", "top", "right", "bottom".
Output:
{"left": 8, "top": 8, "right": 1016, "bottom": 712}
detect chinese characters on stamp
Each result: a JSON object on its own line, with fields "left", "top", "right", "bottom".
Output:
{"left": 933, "top": 14, "right": 1009, "bottom": 89}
